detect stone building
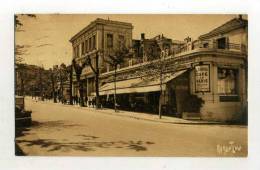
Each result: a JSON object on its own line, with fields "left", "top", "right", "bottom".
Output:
{"left": 69, "top": 18, "right": 133, "bottom": 102}
{"left": 70, "top": 16, "right": 248, "bottom": 122}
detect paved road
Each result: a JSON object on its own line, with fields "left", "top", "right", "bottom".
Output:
{"left": 16, "top": 98, "right": 247, "bottom": 156}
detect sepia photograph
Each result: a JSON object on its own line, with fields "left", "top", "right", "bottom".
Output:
{"left": 14, "top": 14, "right": 248, "bottom": 157}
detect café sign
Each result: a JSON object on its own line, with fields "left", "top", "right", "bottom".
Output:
{"left": 195, "top": 65, "right": 210, "bottom": 92}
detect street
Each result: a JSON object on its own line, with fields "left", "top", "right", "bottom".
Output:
{"left": 16, "top": 98, "right": 247, "bottom": 156}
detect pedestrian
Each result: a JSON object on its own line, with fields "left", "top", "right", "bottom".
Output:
{"left": 85, "top": 96, "right": 88, "bottom": 107}
{"left": 92, "top": 98, "right": 96, "bottom": 108}
{"left": 75, "top": 95, "right": 78, "bottom": 105}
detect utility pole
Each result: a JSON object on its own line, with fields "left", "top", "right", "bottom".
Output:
{"left": 69, "top": 64, "right": 73, "bottom": 105}
{"left": 39, "top": 67, "right": 43, "bottom": 100}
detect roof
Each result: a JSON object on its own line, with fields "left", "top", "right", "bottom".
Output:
{"left": 172, "top": 40, "right": 185, "bottom": 44}
{"left": 70, "top": 18, "right": 133, "bottom": 43}
{"left": 152, "top": 34, "right": 172, "bottom": 41}
{"left": 199, "top": 17, "right": 248, "bottom": 40}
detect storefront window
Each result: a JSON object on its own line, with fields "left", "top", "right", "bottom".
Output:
{"left": 217, "top": 68, "right": 237, "bottom": 95}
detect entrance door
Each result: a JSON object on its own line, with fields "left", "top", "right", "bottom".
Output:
{"left": 169, "top": 89, "right": 177, "bottom": 115}
{"left": 147, "top": 92, "right": 160, "bottom": 114}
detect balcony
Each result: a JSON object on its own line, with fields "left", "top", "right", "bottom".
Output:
{"left": 98, "top": 40, "right": 248, "bottom": 78}
{"left": 174, "top": 40, "right": 247, "bottom": 56}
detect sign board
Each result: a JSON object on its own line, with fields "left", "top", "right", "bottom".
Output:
{"left": 195, "top": 65, "right": 210, "bottom": 92}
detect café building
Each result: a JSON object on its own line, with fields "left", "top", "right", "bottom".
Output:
{"left": 98, "top": 16, "right": 248, "bottom": 122}
{"left": 71, "top": 16, "right": 248, "bottom": 122}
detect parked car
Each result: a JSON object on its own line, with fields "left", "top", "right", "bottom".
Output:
{"left": 15, "top": 96, "right": 32, "bottom": 127}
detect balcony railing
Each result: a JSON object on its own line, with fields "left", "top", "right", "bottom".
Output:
{"left": 174, "top": 40, "right": 247, "bottom": 55}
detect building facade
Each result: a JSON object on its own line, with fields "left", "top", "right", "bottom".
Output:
{"left": 70, "top": 18, "right": 133, "bottom": 102}
{"left": 70, "top": 16, "right": 248, "bottom": 122}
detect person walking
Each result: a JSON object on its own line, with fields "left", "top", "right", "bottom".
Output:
{"left": 75, "top": 94, "right": 78, "bottom": 105}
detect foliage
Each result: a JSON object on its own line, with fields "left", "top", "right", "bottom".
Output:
{"left": 15, "top": 14, "right": 36, "bottom": 29}
{"left": 72, "top": 59, "right": 86, "bottom": 81}
{"left": 15, "top": 14, "right": 36, "bottom": 64}
{"left": 182, "top": 95, "right": 204, "bottom": 113}
{"left": 15, "top": 63, "right": 52, "bottom": 97}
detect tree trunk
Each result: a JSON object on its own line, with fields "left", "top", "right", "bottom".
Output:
{"left": 79, "top": 80, "right": 84, "bottom": 107}
{"left": 39, "top": 68, "right": 43, "bottom": 101}
{"left": 159, "top": 69, "right": 163, "bottom": 119}
{"left": 59, "top": 71, "right": 63, "bottom": 103}
{"left": 95, "top": 54, "right": 100, "bottom": 108}
{"left": 51, "top": 72, "right": 56, "bottom": 103}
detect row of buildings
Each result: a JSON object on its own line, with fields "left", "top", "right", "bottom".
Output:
{"left": 69, "top": 15, "right": 248, "bottom": 122}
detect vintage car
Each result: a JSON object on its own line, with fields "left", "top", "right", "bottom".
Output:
{"left": 15, "top": 96, "right": 32, "bottom": 127}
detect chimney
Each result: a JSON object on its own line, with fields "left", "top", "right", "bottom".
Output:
{"left": 141, "top": 33, "right": 145, "bottom": 40}
{"left": 238, "top": 14, "right": 243, "bottom": 20}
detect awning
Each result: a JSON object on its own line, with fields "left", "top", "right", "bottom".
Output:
{"left": 98, "top": 69, "right": 187, "bottom": 95}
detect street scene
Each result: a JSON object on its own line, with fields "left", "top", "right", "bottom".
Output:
{"left": 15, "top": 14, "right": 248, "bottom": 156}
{"left": 16, "top": 97, "right": 247, "bottom": 156}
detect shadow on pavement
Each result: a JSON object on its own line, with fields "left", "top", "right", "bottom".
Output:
{"left": 30, "top": 120, "right": 82, "bottom": 129}
{"left": 15, "top": 120, "right": 155, "bottom": 154}
{"left": 16, "top": 136, "right": 155, "bottom": 153}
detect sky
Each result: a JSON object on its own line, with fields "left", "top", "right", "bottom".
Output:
{"left": 15, "top": 14, "right": 246, "bottom": 69}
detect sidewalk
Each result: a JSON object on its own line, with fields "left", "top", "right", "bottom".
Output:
{"left": 29, "top": 98, "right": 222, "bottom": 125}
{"left": 85, "top": 107, "right": 222, "bottom": 125}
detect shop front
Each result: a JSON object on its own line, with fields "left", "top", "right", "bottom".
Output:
{"left": 98, "top": 70, "right": 190, "bottom": 116}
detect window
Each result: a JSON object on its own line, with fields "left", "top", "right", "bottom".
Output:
{"left": 89, "top": 37, "right": 92, "bottom": 51}
{"left": 118, "top": 35, "right": 125, "bottom": 50}
{"left": 85, "top": 40, "right": 88, "bottom": 53}
{"left": 217, "top": 37, "right": 226, "bottom": 49}
{"left": 203, "top": 43, "right": 209, "bottom": 48}
{"left": 73, "top": 46, "right": 77, "bottom": 58}
{"left": 107, "top": 34, "right": 113, "bottom": 48}
{"left": 81, "top": 42, "right": 85, "bottom": 55}
{"left": 93, "top": 35, "right": 96, "bottom": 49}
{"left": 75, "top": 45, "right": 79, "bottom": 57}
{"left": 217, "top": 68, "right": 238, "bottom": 95}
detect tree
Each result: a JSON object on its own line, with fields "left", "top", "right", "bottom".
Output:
{"left": 136, "top": 49, "right": 175, "bottom": 119}
{"left": 103, "top": 46, "right": 132, "bottom": 112}
{"left": 49, "top": 66, "right": 58, "bottom": 103}
{"left": 66, "top": 65, "right": 73, "bottom": 105}
{"left": 85, "top": 51, "right": 102, "bottom": 109}
{"left": 16, "top": 63, "right": 37, "bottom": 96}
{"left": 15, "top": 14, "right": 36, "bottom": 65}
{"left": 16, "top": 64, "right": 27, "bottom": 96}
{"left": 58, "top": 63, "right": 68, "bottom": 103}
{"left": 72, "top": 59, "right": 86, "bottom": 107}
{"left": 38, "top": 66, "right": 44, "bottom": 100}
